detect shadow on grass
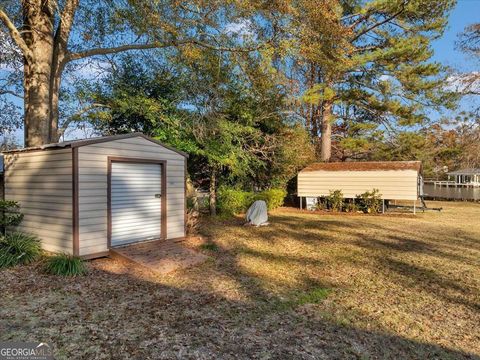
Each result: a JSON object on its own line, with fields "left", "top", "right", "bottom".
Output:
{"left": 202, "top": 211, "right": 480, "bottom": 335}
{"left": 0, "top": 261, "right": 478, "bottom": 360}
{"left": 1, "top": 207, "right": 479, "bottom": 359}
{"left": 374, "top": 256, "right": 480, "bottom": 313}
{"left": 271, "top": 211, "right": 480, "bottom": 266}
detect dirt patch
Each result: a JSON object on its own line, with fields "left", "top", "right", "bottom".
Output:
{"left": 110, "top": 238, "right": 208, "bottom": 275}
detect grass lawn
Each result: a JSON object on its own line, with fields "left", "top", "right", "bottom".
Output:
{"left": 1, "top": 201, "right": 479, "bottom": 359}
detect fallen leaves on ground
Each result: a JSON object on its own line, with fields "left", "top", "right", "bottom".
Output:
{"left": 1, "top": 201, "right": 479, "bottom": 359}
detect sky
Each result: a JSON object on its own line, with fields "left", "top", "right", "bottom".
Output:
{"left": 430, "top": 0, "right": 480, "bottom": 117}
{"left": 431, "top": 0, "right": 479, "bottom": 73}
{"left": 2, "top": 0, "right": 480, "bottom": 145}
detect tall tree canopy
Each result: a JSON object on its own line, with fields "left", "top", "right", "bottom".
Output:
{"left": 0, "top": 0, "right": 468, "bottom": 182}
{"left": 286, "top": 0, "right": 457, "bottom": 161}
{"left": 0, "top": 0, "right": 278, "bottom": 146}
{"left": 75, "top": 49, "right": 314, "bottom": 213}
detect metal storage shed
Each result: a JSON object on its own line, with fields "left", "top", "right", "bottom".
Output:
{"left": 298, "top": 161, "right": 422, "bottom": 204}
{"left": 2, "top": 133, "right": 187, "bottom": 259}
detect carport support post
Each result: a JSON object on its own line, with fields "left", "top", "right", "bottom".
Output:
{"left": 382, "top": 199, "right": 385, "bottom": 214}
{"left": 300, "top": 196, "right": 303, "bottom": 210}
{"left": 413, "top": 201, "right": 416, "bottom": 215}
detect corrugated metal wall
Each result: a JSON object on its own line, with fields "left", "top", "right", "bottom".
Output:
{"left": 3, "top": 149, "right": 73, "bottom": 253}
{"left": 77, "top": 136, "right": 185, "bottom": 256}
{"left": 110, "top": 162, "right": 162, "bottom": 246}
{"left": 298, "top": 170, "right": 418, "bottom": 200}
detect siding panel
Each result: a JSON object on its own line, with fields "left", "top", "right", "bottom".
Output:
{"left": 4, "top": 149, "right": 73, "bottom": 254}
{"left": 297, "top": 170, "right": 418, "bottom": 200}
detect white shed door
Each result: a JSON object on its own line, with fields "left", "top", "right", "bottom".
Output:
{"left": 111, "top": 162, "right": 162, "bottom": 246}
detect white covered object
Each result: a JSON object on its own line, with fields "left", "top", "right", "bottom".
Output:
{"left": 245, "top": 200, "right": 268, "bottom": 226}
{"left": 306, "top": 197, "right": 318, "bottom": 210}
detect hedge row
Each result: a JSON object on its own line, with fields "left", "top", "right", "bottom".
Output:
{"left": 217, "top": 187, "right": 287, "bottom": 216}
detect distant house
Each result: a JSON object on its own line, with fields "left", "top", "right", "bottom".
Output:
{"left": 447, "top": 168, "right": 480, "bottom": 186}
{"left": 297, "top": 161, "right": 422, "bottom": 207}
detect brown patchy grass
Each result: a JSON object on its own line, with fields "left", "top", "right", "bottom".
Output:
{"left": 1, "top": 201, "right": 479, "bottom": 359}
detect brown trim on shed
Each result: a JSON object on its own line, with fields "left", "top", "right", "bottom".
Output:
{"left": 71, "top": 133, "right": 188, "bottom": 158}
{"left": 107, "top": 157, "right": 167, "bottom": 249}
{"left": 161, "top": 161, "right": 167, "bottom": 240}
{"left": 3, "top": 133, "right": 189, "bottom": 158}
{"left": 72, "top": 147, "right": 79, "bottom": 256}
{"left": 168, "top": 236, "right": 186, "bottom": 243}
{"left": 300, "top": 161, "right": 421, "bottom": 173}
{"left": 1, "top": 146, "right": 73, "bottom": 155}
{"left": 184, "top": 157, "right": 188, "bottom": 237}
{"left": 1, "top": 172, "right": 4, "bottom": 201}
{"left": 81, "top": 251, "right": 110, "bottom": 260}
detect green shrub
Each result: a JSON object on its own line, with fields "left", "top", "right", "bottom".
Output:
{"left": 217, "top": 186, "right": 254, "bottom": 215}
{"left": 254, "top": 188, "right": 287, "bottom": 210}
{"left": 314, "top": 198, "right": 327, "bottom": 211}
{"left": 44, "top": 254, "right": 87, "bottom": 276}
{"left": 345, "top": 200, "right": 359, "bottom": 213}
{"left": 217, "top": 186, "right": 286, "bottom": 216}
{"left": 0, "top": 232, "right": 41, "bottom": 268}
{"left": 327, "top": 190, "right": 344, "bottom": 212}
{"left": 0, "top": 200, "right": 24, "bottom": 234}
{"left": 186, "top": 196, "right": 198, "bottom": 211}
{"left": 356, "top": 189, "right": 382, "bottom": 213}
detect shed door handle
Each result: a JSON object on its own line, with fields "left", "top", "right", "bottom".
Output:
{"left": 155, "top": 194, "right": 161, "bottom": 198}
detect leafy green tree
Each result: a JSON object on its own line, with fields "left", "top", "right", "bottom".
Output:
{"left": 0, "top": 200, "right": 24, "bottom": 235}
{"left": 370, "top": 114, "right": 479, "bottom": 178}
{"left": 176, "top": 48, "right": 283, "bottom": 214}
{"left": 0, "top": 0, "right": 277, "bottom": 146}
{"left": 262, "top": 124, "right": 316, "bottom": 188}
{"left": 78, "top": 48, "right": 311, "bottom": 215}
{"left": 78, "top": 57, "right": 196, "bottom": 151}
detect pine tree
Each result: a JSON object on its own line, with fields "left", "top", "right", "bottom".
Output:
{"left": 295, "top": 0, "right": 457, "bottom": 161}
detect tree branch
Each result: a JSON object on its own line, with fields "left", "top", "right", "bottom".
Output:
{"left": 66, "top": 38, "right": 269, "bottom": 62}
{"left": 66, "top": 42, "right": 172, "bottom": 62}
{"left": 58, "top": 102, "right": 108, "bottom": 137}
{"left": 0, "top": 89, "right": 24, "bottom": 99}
{"left": 58, "top": 0, "right": 79, "bottom": 41}
{"left": 350, "top": 45, "right": 381, "bottom": 54}
{"left": 350, "top": 3, "right": 407, "bottom": 43}
{"left": 347, "top": 10, "right": 373, "bottom": 29}
{"left": 464, "top": 90, "right": 480, "bottom": 96}
{"left": 0, "top": 9, "right": 33, "bottom": 62}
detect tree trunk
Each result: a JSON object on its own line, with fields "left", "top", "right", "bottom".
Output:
{"left": 48, "top": 44, "right": 64, "bottom": 143}
{"left": 48, "top": 71, "right": 63, "bottom": 143}
{"left": 49, "top": 1, "right": 76, "bottom": 143}
{"left": 19, "top": 0, "right": 75, "bottom": 147}
{"left": 22, "top": 0, "right": 55, "bottom": 147}
{"left": 209, "top": 168, "right": 217, "bottom": 216}
{"left": 320, "top": 100, "right": 333, "bottom": 162}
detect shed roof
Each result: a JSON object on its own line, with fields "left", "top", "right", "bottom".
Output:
{"left": 447, "top": 168, "right": 480, "bottom": 176}
{"left": 2, "top": 133, "right": 188, "bottom": 158}
{"left": 300, "top": 161, "right": 421, "bottom": 173}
